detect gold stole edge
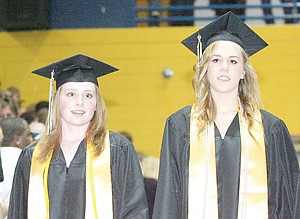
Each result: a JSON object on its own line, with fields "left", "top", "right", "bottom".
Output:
{"left": 28, "top": 131, "right": 113, "bottom": 219}
{"left": 188, "top": 104, "right": 268, "bottom": 219}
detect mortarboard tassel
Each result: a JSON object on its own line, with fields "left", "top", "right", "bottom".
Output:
{"left": 46, "top": 70, "right": 55, "bottom": 136}
{"left": 197, "top": 34, "right": 202, "bottom": 64}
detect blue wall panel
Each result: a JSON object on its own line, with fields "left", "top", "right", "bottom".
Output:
{"left": 51, "top": 0, "right": 135, "bottom": 28}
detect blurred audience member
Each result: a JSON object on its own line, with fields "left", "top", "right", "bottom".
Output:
{"left": 29, "top": 122, "right": 46, "bottom": 141}
{"left": 0, "top": 117, "right": 32, "bottom": 150}
{"left": 34, "top": 101, "right": 49, "bottom": 115}
{"left": 20, "top": 101, "right": 48, "bottom": 141}
{"left": 5, "top": 87, "right": 26, "bottom": 116}
{"left": 0, "top": 117, "right": 31, "bottom": 219}
{"left": 30, "top": 101, "right": 48, "bottom": 140}
{"left": 140, "top": 156, "right": 160, "bottom": 180}
{"left": 0, "top": 99, "right": 17, "bottom": 121}
{"left": 34, "top": 101, "right": 48, "bottom": 125}
{"left": 20, "top": 111, "right": 36, "bottom": 126}
{"left": 144, "top": 178, "right": 157, "bottom": 218}
{"left": 119, "top": 130, "right": 158, "bottom": 218}
{"left": 139, "top": 155, "right": 159, "bottom": 219}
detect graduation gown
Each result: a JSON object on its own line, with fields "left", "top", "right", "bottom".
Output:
{"left": 8, "top": 131, "right": 149, "bottom": 219}
{"left": 152, "top": 105, "right": 300, "bottom": 219}
{"left": 0, "top": 152, "right": 3, "bottom": 182}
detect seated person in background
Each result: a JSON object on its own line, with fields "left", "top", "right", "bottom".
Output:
{"left": 20, "top": 101, "right": 49, "bottom": 141}
{"left": 0, "top": 117, "right": 32, "bottom": 219}
{"left": 119, "top": 130, "right": 158, "bottom": 219}
{"left": 0, "top": 99, "right": 17, "bottom": 121}
{"left": 5, "top": 87, "right": 26, "bottom": 116}
{"left": 0, "top": 117, "right": 32, "bottom": 150}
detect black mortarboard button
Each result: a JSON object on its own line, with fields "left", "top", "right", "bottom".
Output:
{"left": 181, "top": 11, "right": 268, "bottom": 57}
{"left": 32, "top": 54, "right": 118, "bottom": 89}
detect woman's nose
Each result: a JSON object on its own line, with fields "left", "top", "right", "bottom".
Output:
{"left": 76, "top": 95, "right": 83, "bottom": 106}
{"left": 221, "top": 61, "right": 228, "bottom": 71}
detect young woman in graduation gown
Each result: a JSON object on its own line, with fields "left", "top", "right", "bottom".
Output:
{"left": 7, "top": 54, "right": 149, "bottom": 219}
{"left": 152, "top": 12, "right": 300, "bottom": 219}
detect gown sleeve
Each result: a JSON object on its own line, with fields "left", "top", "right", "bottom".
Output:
{"left": 0, "top": 152, "right": 3, "bottom": 182}
{"left": 110, "top": 132, "right": 149, "bottom": 219}
{"left": 7, "top": 145, "right": 35, "bottom": 219}
{"left": 295, "top": 175, "right": 300, "bottom": 219}
{"left": 261, "top": 110, "right": 300, "bottom": 218}
{"left": 152, "top": 106, "right": 191, "bottom": 219}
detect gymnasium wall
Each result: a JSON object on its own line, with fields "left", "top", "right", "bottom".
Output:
{"left": 0, "top": 25, "right": 299, "bottom": 156}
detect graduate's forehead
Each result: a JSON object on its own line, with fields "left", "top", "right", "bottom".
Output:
{"left": 211, "top": 41, "right": 243, "bottom": 57}
{"left": 61, "top": 82, "right": 97, "bottom": 91}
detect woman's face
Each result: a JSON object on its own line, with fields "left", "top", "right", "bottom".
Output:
{"left": 207, "top": 41, "right": 245, "bottom": 96}
{"left": 59, "top": 82, "right": 97, "bottom": 128}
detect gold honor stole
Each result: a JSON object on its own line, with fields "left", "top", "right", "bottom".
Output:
{"left": 28, "top": 131, "right": 113, "bottom": 219}
{"left": 188, "top": 104, "right": 268, "bottom": 219}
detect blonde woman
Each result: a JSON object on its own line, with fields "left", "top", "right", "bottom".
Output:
{"left": 8, "top": 54, "right": 148, "bottom": 219}
{"left": 153, "top": 12, "right": 299, "bottom": 219}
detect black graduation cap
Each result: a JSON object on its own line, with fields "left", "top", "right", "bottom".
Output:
{"left": 181, "top": 11, "right": 268, "bottom": 57}
{"left": 32, "top": 54, "right": 118, "bottom": 90}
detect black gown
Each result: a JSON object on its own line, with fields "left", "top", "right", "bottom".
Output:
{"left": 8, "top": 131, "right": 149, "bottom": 219}
{"left": 152, "top": 105, "right": 300, "bottom": 219}
{"left": 0, "top": 152, "right": 3, "bottom": 182}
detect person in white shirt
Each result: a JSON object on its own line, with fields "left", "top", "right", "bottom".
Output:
{"left": 0, "top": 117, "right": 32, "bottom": 218}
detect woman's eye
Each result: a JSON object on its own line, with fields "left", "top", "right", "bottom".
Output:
{"left": 212, "top": 58, "right": 219, "bottom": 63}
{"left": 231, "top": 60, "right": 238, "bottom": 64}
{"left": 85, "top": 93, "right": 93, "bottom": 98}
{"left": 67, "top": 92, "right": 75, "bottom": 97}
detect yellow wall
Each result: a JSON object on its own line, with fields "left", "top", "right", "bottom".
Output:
{"left": 0, "top": 25, "right": 299, "bottom": 157}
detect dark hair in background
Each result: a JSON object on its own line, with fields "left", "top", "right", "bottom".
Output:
{"left": 0, "top": 117, "right": 26, "bottom": 146}
{"left": 35, "top": 101, "right": 49, "bottom": 113}
{"left": 20, "top": 111, "right": 36, "bottom": 125}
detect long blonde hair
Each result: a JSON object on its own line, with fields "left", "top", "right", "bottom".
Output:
{"left": 37, "top": 85, "right": 107, "bottom": 162}
{"left": 192, "top": 41, "right": 261, "bottom": 134}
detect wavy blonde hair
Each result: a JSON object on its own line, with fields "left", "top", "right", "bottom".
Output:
{"left": 37, "top": 85, "right": 107, "bottom": 162}
{"left": 192, "top": 41, "right": 261, "bottom": 134}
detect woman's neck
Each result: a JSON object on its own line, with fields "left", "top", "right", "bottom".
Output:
{"left": 212, "top": 92, "right": 239, "bottom": 114}
{"left": 61, "top": 122, "right": 89, "bottom": 141}
{"left": 60, "top": 123, "right": 89, "bottom": 167}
